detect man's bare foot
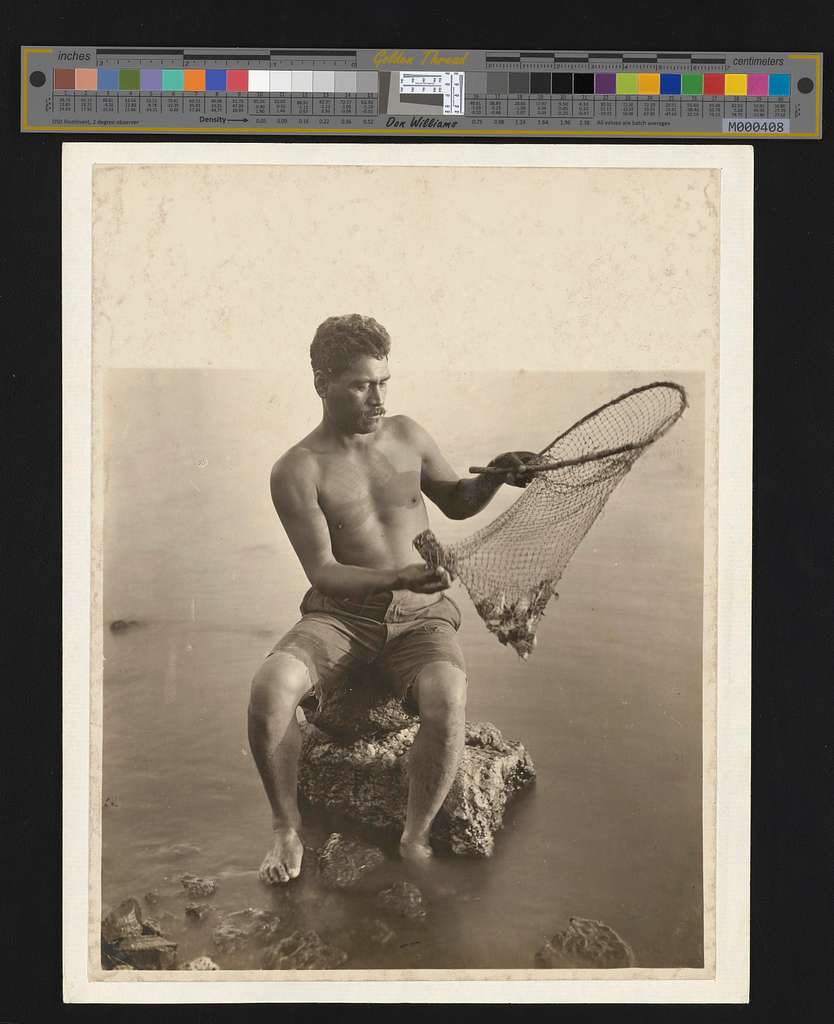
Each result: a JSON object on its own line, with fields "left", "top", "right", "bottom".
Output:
{"left": 258, "top": 827, "right": 304, "bottom": 884}
{"left": 399, "top": 834, "right": 434, "bottom": 863}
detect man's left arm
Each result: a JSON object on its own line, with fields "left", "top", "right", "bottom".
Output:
{"left": 397, "top": 416, "right": 534, "bottom": 520}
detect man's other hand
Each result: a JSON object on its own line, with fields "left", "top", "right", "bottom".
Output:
{"left": 397, "top": 564, "right": 452, "bottom": 593}
{"left": 487, "top": 450, "right": 538, "bottom": 488}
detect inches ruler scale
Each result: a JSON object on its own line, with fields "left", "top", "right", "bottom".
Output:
{"left": 21, "top": 48, "right": 822, "bottom": 139}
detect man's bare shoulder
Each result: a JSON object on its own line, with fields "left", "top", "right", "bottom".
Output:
{"left": 386, "top": 414, "right": 430, "bottom": 447}
{"left": 270, "top": 438, "right": 321, "bottom": 490}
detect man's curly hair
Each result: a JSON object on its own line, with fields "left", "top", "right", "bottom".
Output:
{"left": 310, "top": 314, "right": 391, "bottom": 377}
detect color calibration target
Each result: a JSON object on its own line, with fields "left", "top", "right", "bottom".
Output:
{"left": 22, "top": 48, "right": 822, "bottom": 138}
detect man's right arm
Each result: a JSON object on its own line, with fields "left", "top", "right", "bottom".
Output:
{"left": 270, "top": 451, "right": 448, "bottom": 600}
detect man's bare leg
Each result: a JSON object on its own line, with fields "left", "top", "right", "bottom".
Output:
{"left": 247, "top": 653, "right": 312, "bottom": 883}
{"left": 400, "top": 664, "right": 467, "bottom": 861}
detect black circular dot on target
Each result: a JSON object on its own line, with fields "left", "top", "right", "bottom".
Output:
{"left": 29, "top": 70, "right": 46, "bottom": 87}
{"left": 797, "top": 78, "right": 814, "bottom": 94}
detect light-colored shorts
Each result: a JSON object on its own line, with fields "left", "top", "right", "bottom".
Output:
{"left": 267, "top": 587, "right": 466, "bottom": 713}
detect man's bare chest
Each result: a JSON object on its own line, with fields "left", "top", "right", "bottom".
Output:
{"left": 316, "top": 446, "right": 423, "bottom": 530}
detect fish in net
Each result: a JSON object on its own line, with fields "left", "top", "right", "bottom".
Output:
{"left": 413, "top": 381, "right": 688, "bottom": 659}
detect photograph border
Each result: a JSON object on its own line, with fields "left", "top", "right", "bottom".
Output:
{"left": 62, "top": 142, "right": 752, "bottom": 1003}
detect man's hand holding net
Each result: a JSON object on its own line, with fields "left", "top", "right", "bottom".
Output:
{"left": 484, "top": 451, "right": 539, "bottom": 488}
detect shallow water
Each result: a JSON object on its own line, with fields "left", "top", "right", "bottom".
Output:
{"left": 101, "top": 370, "right": 705, "bottom": 970}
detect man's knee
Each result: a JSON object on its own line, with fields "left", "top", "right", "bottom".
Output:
{"left": 249, "top": 653, "right": 311, "bottom": 717}
{"left": 414, "top": 663, "right": 467, "bottom": 725}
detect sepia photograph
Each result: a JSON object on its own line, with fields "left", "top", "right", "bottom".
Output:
{"left": 62, "top": 144, "right": 752, "bottom": 1002}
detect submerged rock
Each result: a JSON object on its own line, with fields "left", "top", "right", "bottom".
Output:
{"left": 180, "top": 874, "right": 217, "bottom": 898}
{"left": 226, "top": 907, "right": 284, "bottom": 945}
{"left": 184, "top": 956, "right": 220, "bottom": 971}
{"left": 212, "top": 908, "right": 283, "bottom": 953}
{"left": 144, "top": 889, "right": 160, "bottom": 906}
{"left": 102, "top": 898, "right": 144, "bottom": 944}
{"left": 367, "top": 918, "right": 396, "bottom": 946}
{"left": 102, "top": 896, "right": 179, "bottom": 970}
{"left": 109, "top": 618, "right": 144, "bottom": 633}
{"left": 534, "top": 917, "right": 636, "bottom": 969}
{"left": 298, "top": 711, "right": 535, "bottom": 857}
{"left": 375, "top": 881, "right": 427, "bottom": 920}
{"left": 185, "top": 902, "right": 215, "bottom": 922}
{"left": 211, "top": 921, "right": 248, "bottom": 955}
{"left": 318, "top": 833, "right": 386, "bottom": 889}
{"left": 261, "top": 930, "right": 348, "bottom": 970}
{"left": 108, "top": 934, "right": 178, "bottom": 970}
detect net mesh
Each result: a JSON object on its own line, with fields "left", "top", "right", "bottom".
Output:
{"left": 414, "top": 381, "right": 688, "bottom": 659}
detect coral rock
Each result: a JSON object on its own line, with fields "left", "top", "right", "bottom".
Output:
{"left": 535, "top": 917, "right": 636, "bottom": 969}
{"left": 298, "top": 710, "right": 535, "bottom": 856}
{"left": 184, "top": 957, "right": 220, "bottom": 971}
{"left": 317, "top": 833, "right": 386, "bottom": 889}
{"left": 375, "top": 881, "right": 427, "bottom": 920}
{"left": 185, "top": 903, "right": 215, "bottom": 922}
{"left": 107, "top": 935, "right": 178, "bottom": 970}
{"left": 212, "top": 908, "right": 282, "bottom": 953}
{"left": 101, "top": 898, "right": 145, "bottom": 944}
{"left": 367, "top": 918, "right": 396, "bottom": 945}
{"left": 299, "top": 666, "right": 416, "bottom": 742}
{"left": 262, "top": 930, "right": 348, "bottom": 970}
{"left": 179, "top": 874, "right": 217, "bottom": 898}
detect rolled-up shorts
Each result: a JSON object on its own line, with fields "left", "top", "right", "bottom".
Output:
{"left": 266, "top": 587, "right": 466, "bottom": 714}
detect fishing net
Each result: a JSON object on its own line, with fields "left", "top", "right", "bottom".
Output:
{"left": 413, "top": 381, "right": 688, "bottom": 659}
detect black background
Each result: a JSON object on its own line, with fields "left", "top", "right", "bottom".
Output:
{"left": 2, "top": 3, "right": 832, "bottom": 1020}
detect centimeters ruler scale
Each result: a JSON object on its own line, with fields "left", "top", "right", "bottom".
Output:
{"left": 21, "top": 47, "right": 822, "bottom": 139}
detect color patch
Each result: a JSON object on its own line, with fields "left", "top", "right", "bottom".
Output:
{"left": 248, "top": 69, "right": 269, "bottom": 92}
{"left": 75, "top": 68, "right": 97, "bottom": 91}
{"left": 769, "top": 74, "right": 790, "bottom": 96}
{"left": 183, "top": 69, "right": 205, "bottom": 92}
{"left": 487, "top": 72, "right": 508, "bottom": 94}
{"left": 355, "top": 71, "right": 378, "bottom": 93}
{"left": 724, "top": 73, "right": 746, "bottom": 96}
{"left": 161, "top": 69, "right": 184, "bottom": 91}
{"left": 54, "top": 68, "right": 75, "bottom": 89}
{"left": 291, "top": 70, "right": 313, "bottom": 93}
{"left": 269, "top": 70, "right": 291, "bottom": 92}
{"left": 227, "top": 69, "right": 248, "bottom": 92}
{"left": 205, "top": 70, "right": 226, "bottom": 91}
{"left": 141, "top": 68, "right": 162, "bottom": 91}
{"left": 508, "top": 72, "right": 529, "bottom": 93}
{"left": 551, "top": 72, "right": 572, "bottom": 94}
{"left": 595, "top": 73, "right": 616, "bottom": 94}
{"left": 313, "top": 70, "right": 335, "bottom": 93}
{"left": 119, "top": 69, "right": 140, "bottom": 91}
{"left": 660, "top": 73, "right": 681, "bottom": 95}
{"left": 638, "top": 73, "right": 660, "bottom": 95}
{"left": 681, "top": 73, "right": 703, "bottom": 95}
{"left": 703, "top": 73, "right": 724, "bottom": 95}
{"left": 530, "top": 72, "right": 550, "bottom": 94}
{"left": 746, "top": 74, "right": 768, "bottom": 96}
{"left": 616, "top": 73, "right": 638, "bottom": 94}
{"left": 98, "top": 68, "right": 119, "bottom": 91}
{"left": 334, "top": 71, "right": 357, "bottom": 93}
{"left": 574, "top": 73, "right": 594, "bottom": 94}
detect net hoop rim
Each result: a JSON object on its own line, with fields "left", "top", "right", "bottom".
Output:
{"left": 535, "top": 380, "right": 688, "bottom": 462}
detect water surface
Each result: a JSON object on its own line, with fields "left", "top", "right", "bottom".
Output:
{"left": 102, "top": 370, "right": 705, "bottom": 969}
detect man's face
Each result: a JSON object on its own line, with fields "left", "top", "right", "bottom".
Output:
{"left": 320, "top": 355, "right": 390, "bottom": 435}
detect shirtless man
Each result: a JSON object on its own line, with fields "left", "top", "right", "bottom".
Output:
{"left": 248, "top": 314, "right": 534, "bottom": 883}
